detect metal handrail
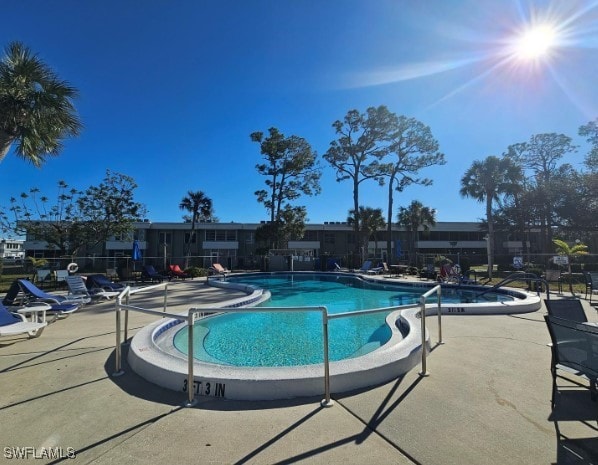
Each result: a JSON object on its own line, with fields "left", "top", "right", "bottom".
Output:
{"left": 113, "top": 284, "right": 444, "bottom": 406}
{"left": 476, "top": 272, "right": 547, "bottom": 298}
{"left": 113, "top": 282, "right": 170, "bottom": 378}
{"left": 419, "top": 285, "right": 442, "bottom": 376}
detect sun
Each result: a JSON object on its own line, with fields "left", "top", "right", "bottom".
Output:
{"left": 514, "top": 24, "right": 558, "bottom": 60}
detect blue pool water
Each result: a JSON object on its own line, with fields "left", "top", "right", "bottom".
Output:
{"left": 173, "top": 273, "right": 514, "bottom": 367}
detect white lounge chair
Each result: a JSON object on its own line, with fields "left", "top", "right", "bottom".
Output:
{"left": 66, "top": 276, "right": 119, "bottom": 302}
{"left": 0, "top": 302, "right": 49, "bottom": 339}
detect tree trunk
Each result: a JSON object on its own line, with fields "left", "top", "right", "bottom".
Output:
{"left": 386, "top": 177, "right": 394, "bottom": 265}
{"left": 0, "top": 131, "right": 15, "bottom": 163}
{"left": 184, "top": 218, "right": 196, "bottom": 269}
{"left": 353, "top": 177, "right": 360, "bottom": 268}
{"left": 486, "top": 195, "right": 494, "bottom": 279}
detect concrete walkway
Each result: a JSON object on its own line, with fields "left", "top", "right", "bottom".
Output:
{"left": 1, "top": 278, "right": 597, "bottom": 464}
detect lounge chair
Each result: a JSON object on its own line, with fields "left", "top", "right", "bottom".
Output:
{"left": 544, "top": 299, "right": 588, "bottom": 323}
{"left": 366, "top": 262, "right": 384, "bottom": 275}
{"left": 380, "top": 262, "right": 392, "bottom": 277}
{"left": 168, "top": 264, "right": 190, "bottom": 280}
{"left": 544, "top": 314, "right": 598, "bottom": 407}
{"left": 209, "top": 263, "right": 230, "bottom": 278}
{"left": 3, "top": 279, "right": 80, "bottom": 317}
{"left": 86, "top": 274, "right": 125, "bottom": 292}
{"left": 419, "top": 264, "right": 437, "bottom": 281}
{"left": 357, "top": 260, "right": 373, "bottom": 273}
{"left": 0, "top": 302, "right": 50, "bottom": 339}
{"left": 66, "top": 276, "right": 119, "bottom": 302}
{"left": 334, "top": 263, "right": 350, "bottom": 272}
{"left": 54, "top": 269, "right": 69, "bottom": 288}
{"left": 141, "top": 265, "right": 166, "bottom": 283}
{"left": 106, "top": 268, "right": 119, "bottom": 281}
{"left": 34, "top": 269, "right": 51, "bottom": 286}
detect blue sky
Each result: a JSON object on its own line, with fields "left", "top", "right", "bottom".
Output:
{"left": 1, "top": 0, "right": 597, "bottom": 225}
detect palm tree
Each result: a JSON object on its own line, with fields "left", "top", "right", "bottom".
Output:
{"left": 460, "top": 156, "right": 523, "bottom": 279}
{"left": 397, "top": 200, "right": 436, "bottom": 266}
{"left": 0, "top": 41, "right": 82, "bottom": 166}
{"left": 179, "top": 191, "right": 213, "bottom": 268}
{"left": 348, "top": 206, "right": 385, "bottom": 263}
{"left": 553, "top": 239, "right": 588, "bottom": 295}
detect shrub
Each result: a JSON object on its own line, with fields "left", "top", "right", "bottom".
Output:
{"left": 185, "top": 266, "right": 207, "bottom": 278}
{"left": 525, "top": 266, "right": 544, "bottom": 277}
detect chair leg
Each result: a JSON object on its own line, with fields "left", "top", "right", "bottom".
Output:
{"left": 551, "top": 369, "right": 557, "bottom": 408}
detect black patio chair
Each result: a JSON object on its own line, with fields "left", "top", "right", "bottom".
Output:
{"left": 544, "top": 299, "right": 588, "bottom": 323}
{"left": 583, "top": 271, "right": 598, "bottom": 302}
{"left": 544, "top": 315, "right": 598, "bottom": 408}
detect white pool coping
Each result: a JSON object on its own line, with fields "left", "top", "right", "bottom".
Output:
{"left": 127, "top": 277, "right": 542, "bottom": 401}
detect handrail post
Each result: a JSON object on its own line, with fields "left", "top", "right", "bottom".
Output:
{"left": 163, "top": 282, "right": 168, "bottom": 315}
{"left": 419, "top": 295, "right": 429, "bottom": 377}
{"left": 124, "top": 287, "right": 130, "bottom": 344}
{"left": 321, "top": 307, "right": 334, "bottom": 407}
{"left": 186, "top": 310, "right": 197, "bottom": 407}
{"left": 113, "top": 296, "right": 124, "bottom": 377}
{"left": 437, "top": 286, "right": 443, "bottom": 345}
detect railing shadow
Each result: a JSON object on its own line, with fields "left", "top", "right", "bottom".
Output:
{"left": 103, "top": 345, "right": 324, "bottom": 410}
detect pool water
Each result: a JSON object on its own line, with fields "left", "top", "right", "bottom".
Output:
{"left": 173, "top": 273, "right": 513, "bottom": 367}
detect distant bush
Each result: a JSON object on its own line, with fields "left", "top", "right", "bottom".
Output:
{"left": 525, "top": 266, "right": 543, "bottom": 277}
{"left": 185, "top": 266, "right": 207, "bottom": 278}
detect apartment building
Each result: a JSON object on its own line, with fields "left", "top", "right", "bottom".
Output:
{"left": 0, "top": 238, "right": 25, "bottom": 261}
{"left": 23, "top": 220, "right": 539, "bottom": 269}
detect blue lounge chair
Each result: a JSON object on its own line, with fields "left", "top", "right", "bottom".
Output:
{"left": 0, "top": 302, "right": 49, "bottom": 338}
{"left": 357, "top": 260, "right": 373, "bottom": 273}
{"left": 3, "top": 279, "right": 80, "bottom": 317}
{"left": 86, "top": 274, "right": 125, "bottom": 292}
{"left": 141, "top": 265, "right": 165, "bottom": 283}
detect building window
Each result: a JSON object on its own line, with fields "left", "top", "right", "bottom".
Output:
{"left": 324, "top": 233, "right": 335, "bottom": 244}
{"left": 114, "top": 231, "right": 133, "bottom": 241}
{"left": 159, "top": 232, "right": 172, "bottom": 245}
{"left": 304, "top": 230, "right": 318, "bottom": 241}
{"left": 184, "top": 232, "right": 197, "bottom": 244}
{"left": 205, "top": 230, "right": 237, "bottom": 241}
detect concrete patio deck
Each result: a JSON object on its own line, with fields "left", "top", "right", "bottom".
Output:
{"left": 1, "top": 278, "right": 597, "bottom": 464}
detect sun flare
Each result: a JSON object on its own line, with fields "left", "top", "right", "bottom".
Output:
{"left": 514, "top": 24, "right": 558, "bottom": 60}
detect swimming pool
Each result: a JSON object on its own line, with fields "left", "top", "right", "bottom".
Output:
{"left": 127, "top": 272, "right": 542, "bottom": 400}
{"left": 173, "top": 273, "right": 517, "bottom": 367}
